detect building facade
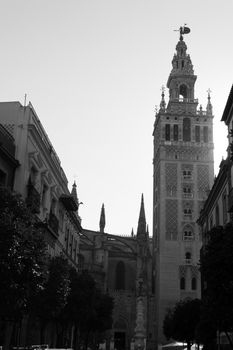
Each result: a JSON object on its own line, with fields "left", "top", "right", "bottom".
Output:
{"left": 0, "top": 124, "right": 20, "bottom": 188}
{"left": 152, "top": 31, "right": 214, "bottom": 346}
{"left": 0, "top": 101, "right": 82, "bottom": 266}
{"left": 198, "top": 85, "right": 233, "bottom": 236}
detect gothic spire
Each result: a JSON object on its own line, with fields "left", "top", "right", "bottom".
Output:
{"left": 99, "top": 203, "right": 106, "bottom": 233}
{"left": 137, "top": 194, "right": 146, "bottom": 237}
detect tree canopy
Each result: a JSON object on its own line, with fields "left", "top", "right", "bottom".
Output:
{"left": 0, "top": 187, "right": 47, "bottom": 320}
{"left": 163, "top": 298, "right": 201, "bottom": 350}
{"left": 200, "top": 223, "right": 233, "bottom": 347}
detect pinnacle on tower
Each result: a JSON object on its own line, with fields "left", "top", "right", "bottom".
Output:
{"left": 159, "top": 86, "right": 166, "bottom": 112}
{"left": 137, "top": 194, "right": 146, "bottom": 237}
{"left": 206, "top": 89, "right": 213, "bottom": 116}
{"left": 131, "top": 228, "right": 134, "bottom": 237}
{"left": 99, "top": 203, "right": 106, "bottom": 233}
{"left": 71, "top": 181, "right": 79, "bottom": 205}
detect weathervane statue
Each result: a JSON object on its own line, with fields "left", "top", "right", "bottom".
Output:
{"left": 175, "top": 24, "right": 191, "bottom": 40}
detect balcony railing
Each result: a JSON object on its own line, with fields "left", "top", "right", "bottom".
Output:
{"left": 183, "top": 193, "right": 193, "bottom": 198}
{"left": 185, "top": 259, "right": 192, "bottom": 265}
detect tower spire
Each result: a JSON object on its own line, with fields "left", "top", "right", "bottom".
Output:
{"left": 137, "top": 194, "right": 146, "bottom": 237}
{"left": 99, "top": 203, "right": 106, "bottom": 233}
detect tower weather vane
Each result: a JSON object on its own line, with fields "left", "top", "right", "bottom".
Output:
{"left": 174, "top": 24, "right": 191, "bottom": 40}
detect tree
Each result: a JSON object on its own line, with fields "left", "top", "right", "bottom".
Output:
{"left": 200, "top": 223, "right": 233, "bottom": 348}
{"left": 0, "top": 187, "right": 47, "bottom": 347}
{"left": 163, "top": 298, "right": 201, "bottom": 350}
{"left": 31, "top": 255, "right": 71, "bottom": 345}
{"left": 65, "top": 270, "right": 113, "bottom": 350}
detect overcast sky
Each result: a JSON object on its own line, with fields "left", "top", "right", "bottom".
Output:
{"left": 0, "top": 0, "right": 232, "bottom": 235}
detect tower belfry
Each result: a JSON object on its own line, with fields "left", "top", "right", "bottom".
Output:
{"left": 152, "top": 28, "right": 214, "bottom": 346}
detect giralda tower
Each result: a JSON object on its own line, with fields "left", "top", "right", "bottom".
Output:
{"left": 152, "top": 27, "right": 214, "bottom": 346}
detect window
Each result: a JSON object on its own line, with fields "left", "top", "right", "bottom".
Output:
{"left": 173, "top": 125, "right": 178, "bottom": 141}
{"left": 165, "top": 124, "right": 170, "bottom": 141}
{"left": 215, "top": 204, "right": 219, "bottom": 226}
{"left": 203, "top": 126, "right": 208, "bottom": 142}
{"left": 195, "top": 126, "right": 200, "bottom": 142}
{"left": 115, "top": 261, "right": 125, "bottom": 290}
{"left": 184, "top": 208, "right": 192, "bottom": 216}
{"left": 210, "top": 215, "right": 213, "bottom": 229}
{"left": 183, "top": 170, "right": 192, "bottom": 180}
{"left": 183, "top": 229, "right": 193, "bottom": 240}
{"left": 222, "top": 191, "right": 227, "bottom": 224}
{"left": 42, "top": 184, "right": 48, "bottom": 208}
{"left": 0, "top": 169, "right": 7, "bottom": 186}
{"left": 183, "top": 186, "right": 192, "bottom": 198}
{"left": 179, "top": 84, "right": 188, "bottom": 98}
{"left": 185, "top": 252, "right": 192, "bottom": 264}
{"left": 183, "top": 118, "right": 191, "bottom": 141}
{"left": 180, "top": 277, "right": 185, "bottom": 290}
{"left": 191, "top": 277, "right": 197, "bottom": 290}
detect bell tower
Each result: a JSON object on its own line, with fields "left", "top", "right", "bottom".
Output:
{"left": 152, "top": 27, "right": 214, "bottom": 347}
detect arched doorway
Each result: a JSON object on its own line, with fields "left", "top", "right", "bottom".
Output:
{"left": 113, "top": 319, "right": 127, "bottom": 350}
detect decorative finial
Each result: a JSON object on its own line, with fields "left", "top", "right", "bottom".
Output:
{"left": 174, "top": 25, "right": 191, "bottom": 41}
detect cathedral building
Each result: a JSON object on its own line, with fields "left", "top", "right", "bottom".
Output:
{"left": 152, "top": 28, "right": 214, "bottom": 346}
{"left": 80, "top": 195, "right": 155, "bottom": 350}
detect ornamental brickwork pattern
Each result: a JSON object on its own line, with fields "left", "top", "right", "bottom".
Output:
{"left": 165, "top": 163, "right": 177, "bottom": 196}
{"left": 165, "top": 199, "right": 178, "bottom": 240}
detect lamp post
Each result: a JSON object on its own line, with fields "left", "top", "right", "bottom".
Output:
{"left": 134, "top": 277, "right": 146, "bottom": 350}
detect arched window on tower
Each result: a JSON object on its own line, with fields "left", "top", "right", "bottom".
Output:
{"left": 183, "top": 226, "right": 193, "bottom": 240}
{"left": 195, "top": 126, "right": 200, "bottom": 142}
{"left": 115, "top": 261, "right": 125, "bottom": 290}
{"left": 191, "top": 277, "right": 197, "bottom": 290}
{"left": 183, "top": 118, "right": 191, "bottom": 141}
{"left": 185, "top": 251, "right": 192, "bottom": 264}
{"left": 179, "top": 84, "right": 188, "bottom": 99}
{"left": 203, "top": 126, "right": 209, "bottom": 142}
{"left": 180, "top": 277, "right": 185, "bottom": 290}
{"left": 173, "top": 125, "right": 178, "bottom": 141}
{"left": 165, "top": 124, "right": 170, "bottom": 141}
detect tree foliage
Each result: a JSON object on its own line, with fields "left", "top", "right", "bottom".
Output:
{"left": 65, "top": 270, "right": 113, "bottom": 348}
{"left": 0, "top": 187, "right": 47, "bottom": 320}
{"left": 163, "top": 298, "right": 201, "bottom": 350}
{"left": 200, "top": 223, "right": 233, "bottom": 347}
{"left": 32, "top": 255, "right": 71, "bottom": 324}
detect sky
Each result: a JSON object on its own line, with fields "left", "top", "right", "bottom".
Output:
{"left": 0, "top": 0, "right": 232, "bottom": 235}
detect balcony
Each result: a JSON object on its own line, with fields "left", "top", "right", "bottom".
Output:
{"left": 48, "top": 212, "right": 59, "bottom": 236}
{"left": 27, "top": 182, "right": 41, "bottom": 214}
